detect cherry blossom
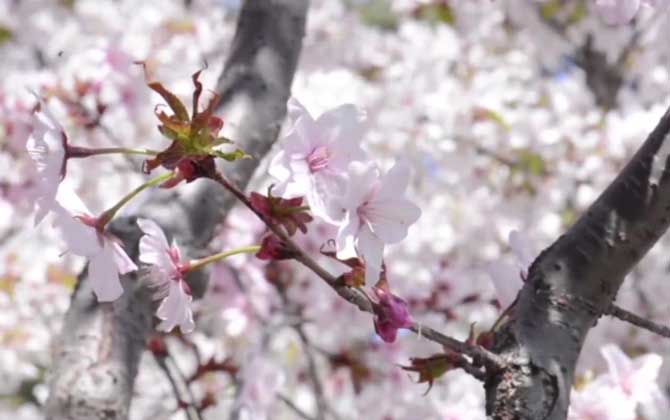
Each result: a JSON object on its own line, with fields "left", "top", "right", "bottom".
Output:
{"left": 268, "top": 97, "right": 367, "bottom": 221}
{"left": 137, "top": 218, "right": 194, "bottom": 333}
{"left": 25, "top": 97, "right": 67, "bottom": 225}
{"left": 485, "top": 230, "right": 535, "bottom": 310}
{"left": 568, "top": 382, "right": 635, "bottom": 420}
{"left": 335, "top": 160, "right": 421, "bottom": 283}
{"left": 568, "top": 344, "right": 665, "bottom": 419}
{"left": 600, "top": 344, "right": 664, "bottom": 405}
{"left": 595, "top": 0, "right": 659, "bottom": 24}
{"left": 51, "top": 186, "right": 137, "bottom": 302}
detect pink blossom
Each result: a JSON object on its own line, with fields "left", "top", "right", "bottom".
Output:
{"left": 25, "top": 97, "right": 68, "bottom": 225}
{"left": 138, "top": 218, "right": 194, "bottom": 333}
{"left": 52, "top": 187, "right": 137, "bottom": 302}
{"left": 269, "top": 98, "right": 367, "bottom": 222}
{"left": 335, "top": 161, "right": 421, "bottom": 283}
{"left": 600, "top": 344, "right": 663, "bottom": 404}
{"left": 595, "top": 0, "right": 658, "bottom": 24}
{"left": 485, "top": 230, "right": 534, "bottom": 310}
{"left": 568, "top": 383, "right": 635, "bottom": 420}
{"left": 568, "top": 345, "right": 664, "bottom": 420}
{"left": 373, "top": 287, "right": 413, "bottom": 343}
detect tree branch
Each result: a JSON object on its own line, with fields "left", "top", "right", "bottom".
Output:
{"left": 45, "top": 1, "right": 309, "bottom": 419}
{"left": 487, "top": 105, "right": 670, "bottom": 419}
{"left": 606, "top": 303, "right": 670, "bottom": 338}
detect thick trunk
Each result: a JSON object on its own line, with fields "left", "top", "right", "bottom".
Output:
{"left": 45, "top": 1, "right": 308, "bottom": 419}
{"left": 487, "top": 107, "right": 670, "bottom": 419}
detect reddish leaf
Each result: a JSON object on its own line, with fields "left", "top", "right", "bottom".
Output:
{"left": 249, "top": 191, "right": 312, "bottom": 236}
{"left": 400, "top": 353, "right": 456, "bottom": 394}
{"left": 148, "top": 81, "right": 189, "bottom": 122}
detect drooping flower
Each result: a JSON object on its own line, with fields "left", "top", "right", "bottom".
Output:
{"left": 269, "top": 97, "right": 367, "bottom": 222}
{"left": 52, "top": 186, "right": 137, "bottom": 302}
{"left": 137, "top": 218, "right": 194, "bottom": 333}
{"left": 26, "top": 96, "right": 68, "bottom": 225}
{"left": 334, "top": 161, "right": 421, "bottom": 283}
{"left": 484, "top": 230, "right": 535, "bottom": 310}
{"left": 372, "top": 286, "right": 413, "bottom": 343}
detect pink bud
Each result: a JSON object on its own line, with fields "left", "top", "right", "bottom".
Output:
{"left": 256, "top": 234, "right": 296, "bottom": 261}
{"left": 373, "top": 287, "right": 413, "bottom": 343}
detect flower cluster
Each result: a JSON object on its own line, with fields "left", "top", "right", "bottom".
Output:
{"left": 269, "top": 98, "right": 422, "bottom": 285}
{"left": 26, "top": 97, "right": 137, "bottom": 302}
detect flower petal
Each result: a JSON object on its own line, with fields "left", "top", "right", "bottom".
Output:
{"left": 358, "top": 225, "right": 384, "bottom": 283}
{"left": 336, "top": 210, "right": 360, "bottom": 260}
{"left": 111, "top": 240, "right": 138, "bottom": 274}
{"left": 595, "top": 0, "right": 641, "bottom": 24}
{"left": 343, "top": 161, "right": 380, "bottom": 207}
{"left": 52, "top": 204, "right": 100, "bottom": 258}
{"left": 156, "top": 280, "right": 194, "bottom": 333}
{"left": 508, "top": 230, "right": 535, "bottom": 270}
{"left": 484, "top": 261, "right": 523, "bottom": 309}
{"left": 89, "top": 245, "right": 124, "bottom": 302}
{"left": 138, "top": 218, "right": 172, "bottom": 268}
{"left": 376, "top": 160, "right": 411, "bottom": 200}
{"left": 366, "top": 198, "right": 421, "bottom": 243}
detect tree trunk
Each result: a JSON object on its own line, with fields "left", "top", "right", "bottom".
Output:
{"left": 45, "top": 1, "right": 309, "bottom": 419}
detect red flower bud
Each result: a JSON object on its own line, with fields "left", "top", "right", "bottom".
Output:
{"left": 256, "top": 234, "right": 296, "bottom": 261}
{"left": 373, "top": 287, "right": 413, "bottom": 343}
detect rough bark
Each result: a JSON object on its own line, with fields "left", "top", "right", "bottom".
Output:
{"left": 45, "top": 1, "right": 308, "bottom": 419}
{"left": 486, "top": 106, "right": 670, "bottom": 419}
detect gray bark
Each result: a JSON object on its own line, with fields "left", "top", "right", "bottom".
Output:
{"left": 45, "top": 1, "right": 308, "bottom": 419}
{"left": 486, "top": 108, "right": 670, "bottom": 419}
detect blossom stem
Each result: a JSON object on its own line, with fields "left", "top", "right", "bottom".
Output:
{"left": 68, "top": 145, "right": 160, "bottom": 158}
{"left": 186, "top": 245, "right": 261, "bottom": 273}
{"left": 98, "top": 172, "right": 174, "bottom": 228}
{"left": 209, "top": 170, "right": 506, "bottom": 372}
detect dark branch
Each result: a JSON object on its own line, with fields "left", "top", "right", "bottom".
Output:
{"left": 606, "top": 303, "right": 670, "bottom": 338}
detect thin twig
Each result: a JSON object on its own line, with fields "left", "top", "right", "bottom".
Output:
{"left": 295, "top": 324, "right": 328, "bottom": 420}
{"left": 278, "top": 393, "right": 317, "bottom": 420}
{"left": 154, "top": 354, "right": 196, "bottom": 420}
{"left": 210, "top": 172, "right": 507, "bottom": 373}
{"left": 166, "top": 353, "right": 204, "bottom": 420}
{"left": 606, "top": 304, "right": 670, "bottom": 338}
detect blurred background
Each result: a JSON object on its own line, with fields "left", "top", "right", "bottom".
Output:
{"left": 1, "top": 0, "right": 670, "bottom": 419}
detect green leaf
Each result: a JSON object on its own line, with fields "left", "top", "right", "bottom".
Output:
{"left": 472, "top": 107, "right": 510, "bottom": 130}
{"left": 568, "top": 0, "right": 588, "bottom": 24}
{"left": 400, "top": 354, "right": 454, "bottom": 394}
{"left": 148, "top": 82, "right": 190, "bottom": 122}
{"left": 0, "top": 26, "right": 11, "bottom": 45}
{"left": 212, "top": 148, "right": 251, "bottom": 162}
{"left": 415, "top": 2, "right": 456, "bottom": 26}
{"left": 359, "top": 0, "right": 398, "bottom": 31}
{"left": 517, "top": 150, "right": 546, "bottom": 177}
{"left": 540, "top": 0, "right": 563, "bottom": 20}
